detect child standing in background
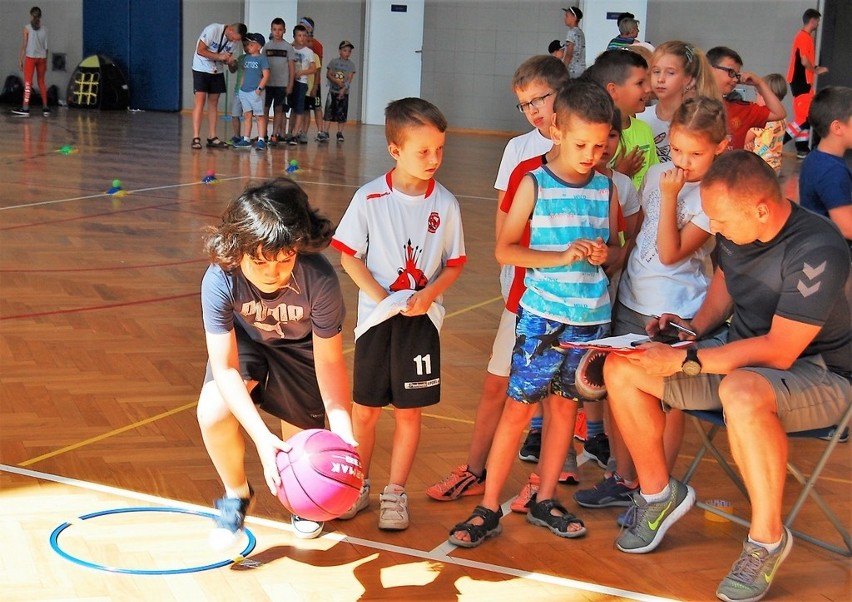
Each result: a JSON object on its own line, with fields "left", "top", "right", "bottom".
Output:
{"left": 332, "top": 98, "right": 466, "bottom": 531}
{"left": 264, "top": 18, "right": 296, "bottom": 146}
{"left": 233, "top": 33, "right": 270, "bottom": 151}
{"left": 587, "top": 49, "right": 659, "bottom": 189}
{"left": 746, "top": 74, "right": 788, "bottom": 174}
{"left": 641, "top": 41, "right": 721, "bottom": 163}
{"left": 13, "top": 6, "right": 49, "bottom": 117}
{"left": 286, "top": 24, "right": 316, "bottom": 145}
{"left": 320, "top": 41, "right": 357, "bottom": 142}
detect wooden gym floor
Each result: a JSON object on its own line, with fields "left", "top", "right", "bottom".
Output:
{"left": 0, "top": 109, "right": 849, "bottom": 601}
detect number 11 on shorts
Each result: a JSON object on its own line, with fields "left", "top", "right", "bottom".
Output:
{"left": 413, "top": 354, "right": 432, "bottom": 375}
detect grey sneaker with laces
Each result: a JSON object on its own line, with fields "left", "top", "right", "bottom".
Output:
{"left": 716, "top": 528, "right": 792, "bottom": 602}
{"left": 616, "top": 477, "right": 695, "bottom": 554}
{"left": 378, "top": 486, "right": 409, "bottom": 530}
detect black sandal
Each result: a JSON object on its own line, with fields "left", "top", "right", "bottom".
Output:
{"left": 191, "top": 137, "right": 202, "bottom": 150}
{"left": 448, "top": 505, "right": 503, "bottom": 548}
{"left": 206, "top": 137, "right": 227, "bottom": 148}
{"left": 527, "top": 498, "right": 586, "bottom": 538}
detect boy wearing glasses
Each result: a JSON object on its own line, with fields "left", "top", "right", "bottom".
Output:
{"left": 426, "top": 56, "right": 570, "bottom": 506}
{"left": 707, "top": 46, "right": 786, "bottom": 150}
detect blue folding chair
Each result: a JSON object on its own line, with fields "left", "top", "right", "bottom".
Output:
{"left": 681, "top": 402, "right": 852, "bottom": 557}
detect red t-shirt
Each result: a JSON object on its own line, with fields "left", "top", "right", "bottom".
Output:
{"left": 725, "top": 99, "right": 770, "bottom": 150}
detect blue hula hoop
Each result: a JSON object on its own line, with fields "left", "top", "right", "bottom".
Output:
{"left": 49, "top": 506, "right": 257, "bottom": 575}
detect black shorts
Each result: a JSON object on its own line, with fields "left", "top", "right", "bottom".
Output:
{"left": 264, "top": 86, "right": 289, "bottom": 110}
{"left": 203, "top": 323, "right": 326, "bottom": 429}
{"left": 307, "top": 94, "right": 322, "bottom": 110}
{"left": 324, "top": 92, "right": 349, "bottom": 123}
{"left": 353, "top": 314, "right": 441, "bottom": 409}
{"left": 288, "top": 81, "right": 308, "bottom": 114}
{"left": 192, "top": 70, "right": 227, "bottom": 95}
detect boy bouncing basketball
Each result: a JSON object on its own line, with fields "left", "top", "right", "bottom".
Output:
{"left": 197, "top": 179, "right": 356, "bottom": 543}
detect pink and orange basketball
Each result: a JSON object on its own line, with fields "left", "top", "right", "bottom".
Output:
{"left": 276, "top": 429, "right": 363, "bottom": 521}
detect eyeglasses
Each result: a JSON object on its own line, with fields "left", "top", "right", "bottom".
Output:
{"left": 516, "top": 92, "right": 553, "bottom": 113}
{"left": 712, "top": 64, "right": 741, "bottom": 82}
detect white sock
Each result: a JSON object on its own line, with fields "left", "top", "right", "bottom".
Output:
{"left": 749, "top": 535, "right": 782, "bottom": 554}
{"left": 641, "top": 483, "right": 671, "bottom": 503}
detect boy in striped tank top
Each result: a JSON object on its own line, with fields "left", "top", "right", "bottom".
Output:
{"left": 448, "top": 80, "right": 622, "bottom": 547}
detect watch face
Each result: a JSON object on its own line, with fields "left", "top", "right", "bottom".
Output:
{"left": 682, "top": 361, "right": 702, "bottom": 376}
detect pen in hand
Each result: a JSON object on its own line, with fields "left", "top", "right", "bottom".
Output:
{"left": 652, "top": 315, "right": 697, "bottom": 338}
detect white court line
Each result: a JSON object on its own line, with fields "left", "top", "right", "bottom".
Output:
{"left": 1, "top": 463, "right": 674, "bottom": 602}
{"left": 0, "top": 176, "right": 250, "bottom": 211}
{"left": 1, "top": 176, "right": 494, "bottom": 212}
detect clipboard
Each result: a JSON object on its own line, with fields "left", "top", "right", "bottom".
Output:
{"left": 560, "top": 333, "right": 693, "bottom": 355}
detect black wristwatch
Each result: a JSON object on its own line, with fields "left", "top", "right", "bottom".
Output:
{"left": 681, "top": 348, "right": 702, "bottom": 376}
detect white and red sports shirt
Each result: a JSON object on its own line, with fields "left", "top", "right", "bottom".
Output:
{"left": 332, "top": 170, "right": 466, "bottom": 328}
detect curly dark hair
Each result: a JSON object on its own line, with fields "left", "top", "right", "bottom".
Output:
{"left": 204, "top": 178, "right": 334, "bottom": 271}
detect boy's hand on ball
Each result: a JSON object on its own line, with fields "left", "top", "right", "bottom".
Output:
{"left": 258, "top": 433, "right": 290, "bottom": 494}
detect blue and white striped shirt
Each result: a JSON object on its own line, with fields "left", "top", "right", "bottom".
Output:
{"left": 520, "top": 166, "right": 612, "bottom": 325}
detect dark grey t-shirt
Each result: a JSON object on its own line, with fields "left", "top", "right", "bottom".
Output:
{"left": 718, "top": 203, "right": 851, "bottom": 374}
{"left": 201, "top": 253, "right": 344, "bottom": 345}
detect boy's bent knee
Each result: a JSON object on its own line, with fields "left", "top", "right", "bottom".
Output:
{"left": 197, "top": 382, "right": 235, "bottom": 428}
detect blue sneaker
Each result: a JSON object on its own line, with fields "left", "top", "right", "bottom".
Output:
{"left": 255, "top": 139, "right": 267, "bottom": 151}
{"left": 574, "top": 473, "right": 637, "bottom": 508}
{"left": 230, "top": 136, "right": 242, "bottom": 145}
{"left": 233, "top": 138, "right": 252, "bottom": 149}
{"left": 213, "top": 487, "right": 254, "bottom": 533}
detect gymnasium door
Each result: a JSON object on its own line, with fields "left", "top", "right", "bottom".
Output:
{"left": 361, "top": 0, "right": 424, "bottom": 125}
{"left": 83, "top": 0, "right": 182, "bottom": 111}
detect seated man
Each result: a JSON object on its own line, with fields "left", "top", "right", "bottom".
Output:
{"left": 604, "top": 151, "right": 850, "bottom": 602}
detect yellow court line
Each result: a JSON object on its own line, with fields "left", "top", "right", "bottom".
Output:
{"left": 18, "top": 296, "right": 504, "bottom": 466}
{"left": 19, "top": 401, "right": 198, "bottom": 467}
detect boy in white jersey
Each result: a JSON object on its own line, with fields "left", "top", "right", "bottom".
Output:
{"left": 332, "top": 98, "right": 466, "bottom": 531}
{"left": 448, "top": 80, "right": 621, "bottom": 548}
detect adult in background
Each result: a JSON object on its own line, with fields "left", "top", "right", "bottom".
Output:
{"left": 561, "top": 6, "right": 585, "bottom": 79}
{"left": 786, "top": 8, "right": 828, "bottom": 159}
{"left": 191, "top": 22, "right": 246, "bottom": 150}
{"left": 605, "top": 151, "right": 850, "bottom": 602}
{"left": 12, "top": 6, "right": 49, "bottom": 117}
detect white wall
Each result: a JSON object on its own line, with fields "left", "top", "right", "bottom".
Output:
{"left": 0, "top": 0, "right": 827, "bottom": 132}
{"left": 645, "top": 0, "right": 817, "bottom": 112}
{"left": 582, "top": 0, "right": 648, "bottom": 64}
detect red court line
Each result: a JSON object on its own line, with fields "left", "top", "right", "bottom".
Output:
{"left": 0, "top": 259, "right": 207, "bottom": 273}
{"left": 0, "top": 202, "right": 178, "bottom": 231}
{"left": 0, "top": 292, "right": 198, "bottom": 321}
